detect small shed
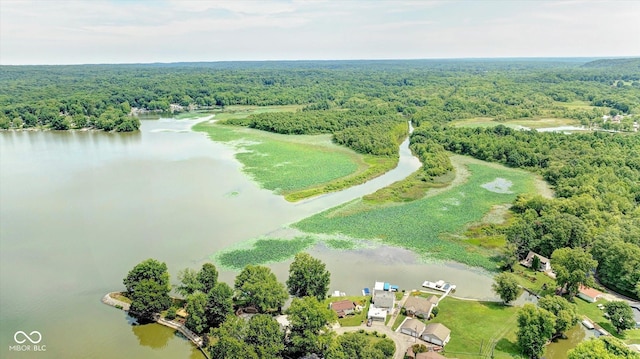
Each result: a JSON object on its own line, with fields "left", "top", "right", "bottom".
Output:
{"left": 421, "top": 323, "right": 451, "bottom": 346}
{"left": 401, "top": 318, "right": 426, "bottom": 338}
{"left": 577, "top": 285, "right": 603, "bottom": 303}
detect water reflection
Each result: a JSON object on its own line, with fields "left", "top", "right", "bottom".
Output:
{"left": 132, "top": 323, "right": 174, "bottom": 350}
{"left": 544, "top": 324, "right": 594, "bottom": 359}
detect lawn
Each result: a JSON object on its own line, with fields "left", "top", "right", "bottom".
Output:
{"left": 430, "top": 298, "right": 521, "bottom": 359}
{"left": 294, "top": 159, "right": 537, "bottom": 270}
{"left": 572, "top": 298, "right": 640, "bottom": 342}
{"left": 511, "top": 267, "right": 556, "bottom": 297}
{"left": 325, "top": 296, "right": 371, "bottom": 327}
{"left": 110, "top": 292, "right": 132, "bottom": 304}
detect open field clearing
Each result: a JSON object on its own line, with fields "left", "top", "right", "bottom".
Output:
{"left": 453, "top": 117, "right": 580, "bottom": 129}
{"left": 293, "top": 157, "right": 538, "bottom": 269}
{"left": 431, "top": 298, "right": 520, "bottom": 358}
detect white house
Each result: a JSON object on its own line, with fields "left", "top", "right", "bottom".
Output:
{"left": 577, "top": 285, "right": 603, "bottom": 303}
{"left": 520, "top": 251, "right": 551, "bottom": 272}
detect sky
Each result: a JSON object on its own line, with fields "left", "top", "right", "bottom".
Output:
{"left": 0, "top": 0, "right": 638, "bottom": 65}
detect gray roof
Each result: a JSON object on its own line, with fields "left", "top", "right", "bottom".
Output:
{"left": 423, "top": 323, "right": 451, "bottom": 341}
{"left": 373, "top": 290, "right": 394, "bottom": 308}
{"left": 401, "top": 318, "right": 426, "bottom": 333}
{"left": 404, "top": 296, "right": 435, "bottom": 314}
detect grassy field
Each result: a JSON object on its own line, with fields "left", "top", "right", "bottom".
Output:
{"left": 511, "top": 267, "right": 556, "bottom": 297}
{"left": 293, "top": 158, "right": 537, "bottom": 270}
{"left": 452, "top": 117, "right": 580, "bottom": 129}
{"left": 431, "top": 298, "right": 521, "bottom": 359}
{"left": 192, "top": 106, "right": 398, "bottom": 201}
{"left": 212, "top": 237, "right": 315, "bottom": 269}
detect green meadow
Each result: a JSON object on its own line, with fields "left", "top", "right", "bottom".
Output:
{"left": 294, "top": 159, "right": 537, "bottom": 269}
{"left": 193, "top": 121, "right": 362, "bottom": 196}
{"left": 452, "top": 116, "right": 580, "bottom": 129}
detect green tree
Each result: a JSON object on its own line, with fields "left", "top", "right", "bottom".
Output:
{"left": 287, "top": 252, "right": 331, "bottom": 300}
{"left": 128, "top": 279, "right": 171, "bottom": 322}
{"left": 206, "top": 282, "right": 234, "bottom": 328}
{"left": 209, "top": 315, "right": 257, "bottom": 359}
{"left": 604, "top": 301, "right": 636, "bottom": 334}
{"left": 531, "top": 255, "right": 541, "bottom": 271}
{"left": 234, "top": 265, "right": 288, "bottom": 313}
{"left": 537, "top": 295, "right": 578, "bottom": 337}
{"left": 286, "top": 296, "right": 337, "bottom": 357}
{"left": 185, "top": 291, "right": 208, "bottom": 335}
{"left": 492, "top": 272, "right": 520, "bottom": 304}
{"left": 517, "top": 304, "right": 556, "bottom": 359}
{"left": 197, "top": 263, "right": 218, "bottom": 294}
{"left": 123, "top": 259, "right": 171, "bottom": 321}
{"left": 210, "top": 336, "right": 258, "bottom": 359}
{"left": 551, "top": 247, "right": 597, "bottom": 298}
{"left": 123, "top": 258, "right": 170, "bottom": 295}
{"left": 246, "top": 314, "right": 285, "bottom": 359}
{"left": 568, "top": 336, "right": 640, "bottom": 359}
{"left": 176, "top": 268, "right": 202, "bottom": 296}
{"left": 374, "top": 338, "right": 395, "bottom": 357}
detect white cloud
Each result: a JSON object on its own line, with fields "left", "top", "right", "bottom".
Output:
{"left": 0, "top": 0, "right": 638, "bottom": 64}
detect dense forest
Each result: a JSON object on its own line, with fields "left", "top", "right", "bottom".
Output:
{"left": 2, "top": 58, "right": 639, "bottom": 297}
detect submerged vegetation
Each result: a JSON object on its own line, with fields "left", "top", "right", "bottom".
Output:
{"left": 294, "top": 160, "right": 537, "bottom": 270}
{"left": 214, "top": 237, "right": 316, "bottom": 269}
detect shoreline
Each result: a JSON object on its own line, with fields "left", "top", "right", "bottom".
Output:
{"left": 101, "top": 292, "right": 210, "bottom": 359}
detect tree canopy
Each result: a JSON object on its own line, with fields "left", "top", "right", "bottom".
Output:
{"left": 492, "top": 272, "right": 520, "bottom": 304}
{"left": 234, "top": 265, "right": 288, "bottom": 313}
{"left": 287, "top": 252, "right": 331, "bottom": 301}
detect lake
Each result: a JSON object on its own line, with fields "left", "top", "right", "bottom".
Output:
{"left": 0, "top": 118, "right": 496, "bottom": 358}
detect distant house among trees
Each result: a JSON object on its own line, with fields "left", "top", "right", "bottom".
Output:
{"left": 520, "top": 251, "right": 551, "bottom": 272}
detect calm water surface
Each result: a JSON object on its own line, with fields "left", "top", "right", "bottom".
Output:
{"left": 0, "top": 119, "right": 495, "bottom": 358}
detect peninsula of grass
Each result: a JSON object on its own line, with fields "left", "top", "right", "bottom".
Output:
{"left": 213, "top": 237, "right": 315, "bottom": 269}
{"left": 430, "top": 298, "right": 520, "bottom": 359}
{"left": 194, "top": 121, "right": 396, "bottom": 201}
{"left": 293, "top": 159, "right": 538, "bottom": 270}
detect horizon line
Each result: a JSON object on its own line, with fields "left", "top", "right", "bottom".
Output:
{"left": 2, "top": 55, "right": 639, "bottom": 67}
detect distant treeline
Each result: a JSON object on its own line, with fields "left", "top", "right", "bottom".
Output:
{"left": 1, "top": 58, "right": 640, "bottom": 132}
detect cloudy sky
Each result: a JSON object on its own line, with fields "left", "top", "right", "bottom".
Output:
{"left": 1, "top": 0, "right": 638, "bottom": 65}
